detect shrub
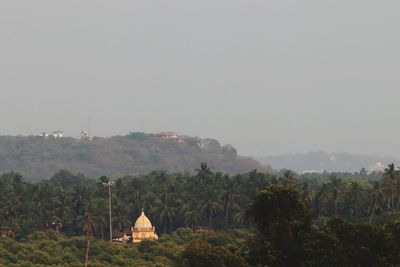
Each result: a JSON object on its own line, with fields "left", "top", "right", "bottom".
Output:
{"left": 181, "top": 239, "right": 249, "bottom": 267}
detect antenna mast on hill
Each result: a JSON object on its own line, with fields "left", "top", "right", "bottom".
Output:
{"left": 88, "top": 114, "right": 91, "bottom": 136}
{"left": 141, "top": 120, "right": 145, "bottom": 133}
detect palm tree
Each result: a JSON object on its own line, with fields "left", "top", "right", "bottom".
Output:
{"left": 200, "top": 186, "right": 223, "bottom": 228}
{"left": 53, "top": 189, "right": 74, "bottom": 225}
{"left": 195, "top": 162, "right": 212, "bottom": 185}
{"left": 151, "top": 192, "right": 176, "bottom": 233}
{"left": 71, "top": 185, "right": 89, "bottom": 217}
{"left": 233, "top": 205, "right": 246, "bottom": 228}
{"left": 127, "top": 178, "right": 143, "bottom": 202}
{"left": 70, "top": 185, "right": 91, "bottom": 233}
{"left": 0, "top": 173, "right": 27, "bottom": 229}
{"left": 382, "top": 163, "right": 400, "bottom": 220}
{"left": 90, "top": 198, "right": 108, "bottom": 239}
{"left": 111, "top": 198, "right": 131, "bottom": 231}
{"left": 348, "top": 180, "right": 362, "bottom": 217}
{"left": 317, "top": 183, "right": 332, "bottom": 218}
{"left": 327, "top": 176, "right": 344, "bottom": 216}
{"left": 1, "top": 198, "right": 18, "bottom": 226}
{"left": 299, "top": 179, "right": 315, "bottom": 205}
{"left": 113, "top": 179, "right": 126, "bottom": 200}
{"left": 219, "top": 176, "right": 237, "bottom": 229}
{"left": 279, "top": 170, "right": 296, "bottom": 187}
{"left": 369, "top": 182, "right": 383, "bottom": 224}
{"left": 179, "top": 198, "right": 200, "bottom": 230}
{"left": 34, "top": 184, "right": 56, "bottom": 228}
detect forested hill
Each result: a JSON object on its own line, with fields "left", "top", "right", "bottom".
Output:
{"left": 259, "top": 151, "right": 399, "bottom": 173}
{"left": 0, "top": 133, "right": 270, "bottom": 180}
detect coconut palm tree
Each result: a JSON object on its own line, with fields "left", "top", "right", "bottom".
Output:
{"left": 195, "top": 162, "right": 212, "bottom": 186}
{"left": 383, "top": 163, "right": 400, "bottom": 214}
{"left": 34, "top": 184, "right": 57, "bottom": 228}
{"left": 327, "top": 176, "right": 344, "bottom": 216}
{"left": 200, "top": 186, "right": 223, "bottom": 227}
{"left": 233, "top": 205, "right": 247, "bottom": 228}
{"left": 71, "top": 185, "right": 90, "bottom": 217}
{"left": 369, "top": 181, "right": 383, "bottom": 224}
{"left": 127, "top": 178, "right": 143, "bottom": 202}
{"left": 348, "top": 180, "right": 362, "bottom": 217}
{"left": 279, "top": 170, "right": 296, "bottom": 187}
{"left": 53, "top": 189, "right": 74, "bottom": 226}
{"left": 317, "top": 183, "right": 332, "bottom": 218}
{"left": 151, "top": 192, "right": 176, "bottom": 233}
{"left": 111, "top": 198, "right": 131, "bottom": 231}
{"left": 219, "top": 175, "right": 238, "bottom": 228}
{"left": 90, "top": 198, "right": 108, "bottom": 239}
{"left": 179, "top": 197, "right": 200, "bottom": 230}
{"left": 299, "top": 179, "right": 315, "bottom": 205}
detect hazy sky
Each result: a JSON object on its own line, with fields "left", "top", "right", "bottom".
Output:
{"left": 0, "top": 1, "right": 399, "bottom": 157}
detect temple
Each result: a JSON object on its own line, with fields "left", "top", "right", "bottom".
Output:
{"left": 132, "top": 209, "right": 158, "bottom": 243}
{"left": 113, "top": 209, "right": 158, "bottom": 243}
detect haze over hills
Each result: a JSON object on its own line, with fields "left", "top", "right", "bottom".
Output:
{"left": 0, "top": 132, "right": 270, "bottom": 180}
{"left": 258, "top": 151, "right": 399, "bottom": 173}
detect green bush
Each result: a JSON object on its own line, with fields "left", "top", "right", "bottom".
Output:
{"left": 181, "top": 239, "right": 249, "bottom": 267}
{"left": 28, "top": 250, "right": 52, "bottom": 265}
{"left": 0, "top": 246, "right": 17, "bottom": 264}
{"left": 26, "top": 231, "right": 51, "bottom": 241}
{"left": 62, "top": 252, "right": 78, "bottom": 264}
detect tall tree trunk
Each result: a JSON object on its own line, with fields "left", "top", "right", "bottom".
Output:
{"left": 318, "top": 203, "right": 325, "bottom": 218}
{"left": 169, "top": 217, "right": 173, "bottom": 233}
{"left": 334, "top": 199, "right": 338, "bottom": 217}
{"left": 355, "top": 195, "right": 358, "bottom": 217}
{"left": 392, "top": 191, "right": 395, "bottom": 214}
{"left": 395, "top": 195, "right": 400, "bottom": 214}
{"left": 385, "top": 199, "right": 391, "bottom": 224}
{"left": 225, "top": 207, "right": 229, "bottom": 229}
{"left": 369, "top": 198, "right": 378, "bottom": 224}
{"left": 84, "top": 238, "right": 91, "bottom": 267}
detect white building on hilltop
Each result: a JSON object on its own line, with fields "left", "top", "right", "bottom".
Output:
{"left": 156, "top": 131, "right": 179, "bottom": 139}
{"left": 52, "top": 131, "right": 64, "bottom": 138}
{"left": 40, "top": 131, "right": 64, "bottom": 138}
{"left": 79, "top": 131, "right": 91, "bottom": 141}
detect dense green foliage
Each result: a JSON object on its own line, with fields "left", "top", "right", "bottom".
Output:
{"left": 0, "top": 165, "right": 399, "bottom": 239}
{"left": 246, "top": 183, "right": 400, "bottom": 267}
{"left": 0, "top": 134, "right": 268, "bottom": 180}
{"left": 181, "top": 239, "right": 249, "bottom": 267}
{"left": 0, "top": 167, "right": 273, "bottom": 238}
{"left": 2, "top": 164, "right": 400, "bottom": 266}
{"left": 0, "top": 228, "right": 251, "bottom": 266}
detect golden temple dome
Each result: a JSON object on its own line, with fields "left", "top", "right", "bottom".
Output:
{"left": 134, "top": 209, "right": 152, "bottom": 228}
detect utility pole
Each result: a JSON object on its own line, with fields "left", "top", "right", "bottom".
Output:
{"left": 103, "top": 180, "right": 113, "bottom": 243}
{"left": 84, "top": 214, "right": 94, "bottom": 267}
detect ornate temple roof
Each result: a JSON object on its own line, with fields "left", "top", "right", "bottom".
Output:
{"left": 134, "top": 209, "right": 153, "bottom": 228}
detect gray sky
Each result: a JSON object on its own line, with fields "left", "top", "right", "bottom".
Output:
{"left": 0, "top": 1, "right": 399, "bottom": 157}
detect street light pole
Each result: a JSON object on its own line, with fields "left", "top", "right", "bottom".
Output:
{"left": 103, "top": 180, "right": 113, "bottom": 243}
{"left": 108, "top": 181, "right": 112, "bottom": 243}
